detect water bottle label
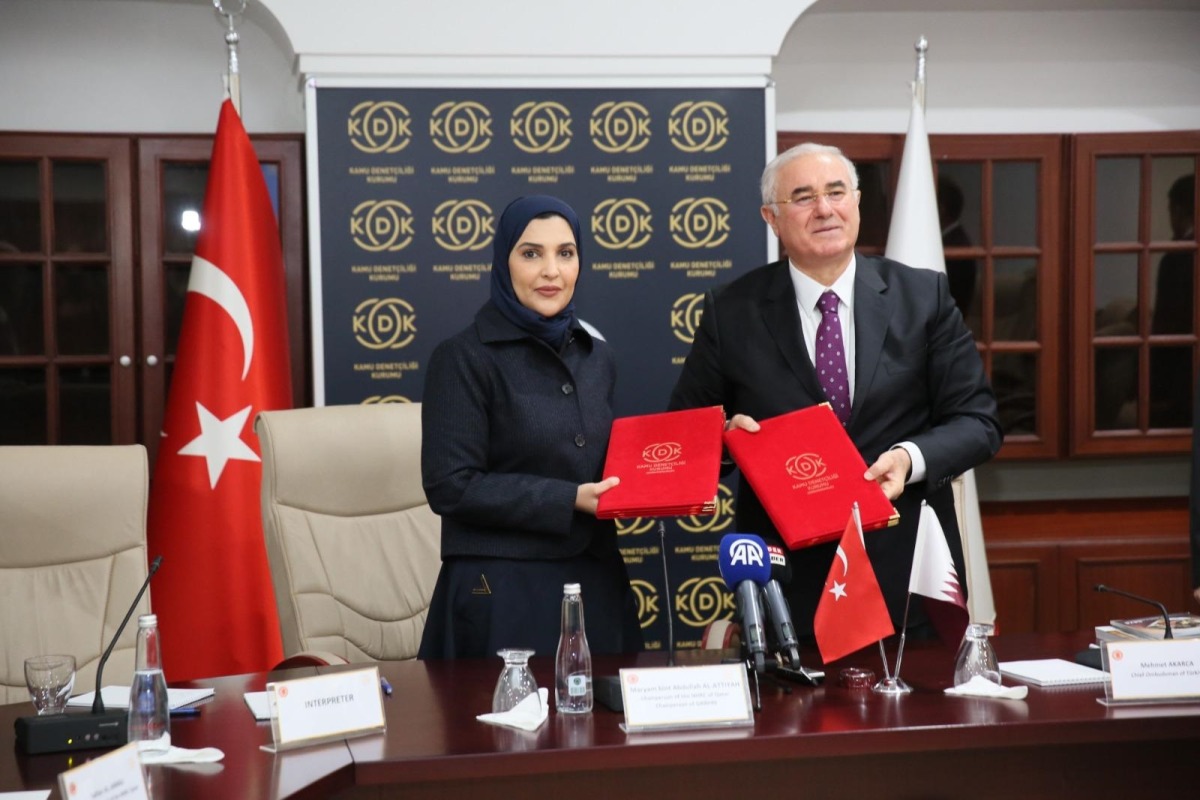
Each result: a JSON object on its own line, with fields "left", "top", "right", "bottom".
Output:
{"left": 567, "top": 673, "right": 588, "bottom": 697}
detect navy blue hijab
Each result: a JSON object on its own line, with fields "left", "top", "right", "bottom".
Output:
{"left": 489, "top": 195, "right": 582, "bottom": 348}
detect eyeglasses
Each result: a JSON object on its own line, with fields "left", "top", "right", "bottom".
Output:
{"left": 772, "top": 188, "right": 859, "bottom": 210}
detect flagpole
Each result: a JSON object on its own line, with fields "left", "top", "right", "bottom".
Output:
{"left": 853, "top": 502, "right": 893, "bottom": 682}
{"left": 214, "top": 0, "right": 246, "bottom": 115}
{"left": 914, "top": 36, "right": 928, "bottom": 112}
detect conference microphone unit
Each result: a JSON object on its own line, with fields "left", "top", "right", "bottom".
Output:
{"left": 718, "top": 533, "right": 771, "bottom": 674}
{"left": 1094, "top": 583, "right": 1174, "bottom": 639}
{"left": 15, "top": 556, "right": 163, "bottom": 755}
{"left": 763, "top": 545, "right": 800, "bottom": 669}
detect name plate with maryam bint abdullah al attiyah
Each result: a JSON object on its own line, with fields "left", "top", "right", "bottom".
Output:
{"left": 723, "top": 404, "right": 899, "bottom": 549}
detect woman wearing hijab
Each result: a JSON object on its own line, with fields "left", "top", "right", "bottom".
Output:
{"left": 418, "top": 195, "right": 644, "bottom": 660}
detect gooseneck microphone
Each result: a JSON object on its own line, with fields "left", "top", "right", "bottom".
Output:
{"left": 763, "top": 545, "right": 801, "bottom": 669}
{"left": 15, "top": 556, "right": 164, "bottom": 754}
{"left": 718, "top": 533, "right": 771, "bottom": 674}
{"left": 1094, "top": 584, "right": 1174, "bottom": 639}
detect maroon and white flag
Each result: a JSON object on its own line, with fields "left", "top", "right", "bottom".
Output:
{"left": 909, "top": 502, "right": 970, "bottom": 645}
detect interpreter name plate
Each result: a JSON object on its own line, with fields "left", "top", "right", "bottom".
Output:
{"left": 57, "top": 742, "right": 149, "bottom": 800}
{"left": 619, "top": 663, "right": 753, "bottom": 733}
{"left": 1103, "top": 639, "right": 1200, "bottom": 703}
{"left": 264, "top": 666, "right": 386, "bottom": 752}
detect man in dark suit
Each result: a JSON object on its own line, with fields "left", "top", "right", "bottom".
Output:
{"left": 669, "top": 143, "right": 1003, "bottom": 638}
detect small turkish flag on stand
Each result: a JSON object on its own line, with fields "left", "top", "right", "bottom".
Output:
{"left": 813, "top": 511, "right": 896, "bottom": 664}
{"left": 147, "top": 100, "right": 291, "bottom": 680}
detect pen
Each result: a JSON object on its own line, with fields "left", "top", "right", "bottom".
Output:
{"left": 171, "top": 707, "right": 201, "bottom": 718}
{"left": 380, "top": 677, "right": 393, "bottom": 696}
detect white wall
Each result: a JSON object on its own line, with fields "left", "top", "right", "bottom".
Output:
{"left": 0, "top": 0, "right": 1194, "bottom": 499}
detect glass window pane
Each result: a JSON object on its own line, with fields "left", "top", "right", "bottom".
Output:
{"left": 0, "top": 160, "right": 42, "bottom": 252}
{"left": 261, "top": 163, "right": 281, "bottom": 222}
{"left": 1095, "top": 348, "right": 1139, "bottom": 430}
{"left": 937, "top": 163, "right": 982, "bottom": 247}
{"left": 163, "top": 163, "right": 209, "bottom": 255}
{"left": 992, "top": 353, "right": 1037, "bottom": 436}
{"left": 1149, "top": 346, "right": 1193, "bottom": 429}
{"left": 1095, "top": 157, "right": 1140, "bottom": 244}
{"left": 1094, "top": 253, "right": 1139, "bottom": 336}
{"left": 0, "top": 263, "right": 44, "bottom": 355}
{"left": 55, "top": 263, "right": 109, "bottom": 355}
{"left": 993, "top": 162, "right": 1038, "bottom": 247}
{"left": 994, "top": 257, "right": 1038, "bottom": 341}
{"left": 1150, "top": 158, "right": 1194, "bottom": 243}
{"left": 52, "top": 161, "right": 107, "bottom": 254}
{"left": 856, "top": 161, "right": 892, "bottom": 249}
{"left": 0, "top": 368, "right": 47, "bottom": 443}
{"left": 951, "top": 258, "right": 983, "bottom": 339}
{"left": 59, "top": 366, "right": 111, "bottom": 444}
{"left": 164, "top": 261, "right": 190, "bottom": 357}
{"left": 1151, "top": 250, "right": 1194, "bottom": 335}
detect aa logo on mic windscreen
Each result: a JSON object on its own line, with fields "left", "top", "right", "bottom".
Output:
{"left": 670, "top": 293, "right": 705, "bottom": 344}
{"left": 668, "top": 101, "right": 729, "bottom": 153}
{"left": 591, "top": 198, "right": 652, "bottom": 250}
{"left": 351, "top": 200, "right": 415, "bottom": 252}
{"left": 432, "top": 199, "right": 495, "bottom": 252}
{"left": 430, "top": 101, "right": 493, "bottom": 154}
{"left": 360, "top": 394, "right": 411, "bottom": 404}
{"left": 674, "top": 577, "right": 734, "bottom": 628}
{"left": 726, "top": 536, "right": 766, "bottom": 567}
{"left": 616, "top": 516, "right": 656, "bottom": 537}
{"left": 670, "top": 197, "right": 731, "bottom": 249}
{"left": 347, "top": 101, "right": 413, "bottom": 154}
{"left": 353, "top": 298, "right": 417, "bottom": 350}
{"left": 511, "top": 101, "right": 572, "bottom": 154}
{"left": 785, "top": 453, "right": 827, "bottom": 482}
{"left": 590, "top": 101, "right": 651, "bottom": 154}
{"left": 677, "top": 483, "right": 735, "bottom": 534}
{"left": 629, "top": 578, "right": 661, "bottom": 628}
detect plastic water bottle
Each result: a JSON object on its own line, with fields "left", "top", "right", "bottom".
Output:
{"left": 555, "top": 583, "right": 593, "bottom": 714}
{"left": 127, "top": 613, "right": 171, "bottom": 754}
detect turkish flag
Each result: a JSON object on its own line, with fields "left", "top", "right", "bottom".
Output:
{"left": 813, "top": 512, "right": 895, "bottom": 664}
{"left": 147, "top": 100, "right": 291, "bottom": 680}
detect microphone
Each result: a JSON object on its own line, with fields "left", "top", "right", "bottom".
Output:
{"left": 718, "top": 533, "right": 771, "bottom": 673}
{"left": 1094, "top": 583, "right": 1174, "bottom": 639}
{"left": 15, "top": 556, "right": 164, "bottom": 754}
{"left": 763, "top": 545, "right": 801, "bottom": 669}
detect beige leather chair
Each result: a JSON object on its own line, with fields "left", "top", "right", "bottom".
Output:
{"left": 255, "top": 403, "right": 441, "bottom": 663}
{"left": 0, "top": 445, "right": 150, "bottom": 704}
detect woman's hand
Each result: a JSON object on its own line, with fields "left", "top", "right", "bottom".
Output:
{"left": 575, "top": 476, "right": 620, "bottom": 515}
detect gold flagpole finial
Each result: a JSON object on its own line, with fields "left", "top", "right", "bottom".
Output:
{"left": 213, "top": 0, "right": 247, "bottom": 115}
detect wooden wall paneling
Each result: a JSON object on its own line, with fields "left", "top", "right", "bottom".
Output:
{"left": 1061, "top": 541, "right": 1192, "bottom": 631}
{"left": 985, "top": 543, "right": 1059, "bottom": 634}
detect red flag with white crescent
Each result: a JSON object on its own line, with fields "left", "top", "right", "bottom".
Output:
{"left": 813, "top": 512, "right": 896, "bottom": 664}
{"left": 147, "top": 100, "right": 291, "bottom": 680}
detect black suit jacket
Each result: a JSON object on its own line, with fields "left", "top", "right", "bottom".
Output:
{"left": 669, "top": 255, "right": 1003, "bottom": 633}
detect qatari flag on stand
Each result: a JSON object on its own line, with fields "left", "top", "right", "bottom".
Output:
{"left": 909, "top": 502, "right": 970, "bottom": 646}
{"left": 147, "top": 100, "right": 292, "bottom": 680}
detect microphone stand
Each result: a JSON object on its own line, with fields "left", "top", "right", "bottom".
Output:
{"left": 94, "top": 556, "right": 163, "bottom": 713}
{"left": 1094, "top": 584, "right": 1174, "bottom": 639}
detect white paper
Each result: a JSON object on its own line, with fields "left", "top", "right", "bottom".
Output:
{"left": 944, "top": 675, "right": 1029, "bottom": 699}
{"left": 476, "top": 687, "right": 548, "bottom": 731}
{"left": 998, "top": 659, "right": 1108, "bottom": 687}
{"left": 244, "top": 691, "right": 273, "bottom": 720}
{"left": 68, "top": 686, "right": 214, "bottom": 710}
{"left": 0, "top": 792, "right": 51, "bottom": 800}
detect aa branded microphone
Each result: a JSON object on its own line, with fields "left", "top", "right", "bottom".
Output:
{"left": 718, "top": 533, "right": 771, "bottom": 673}
{"left": 15, "top": 556, "right": 163, "bottom": 755}
{"left": 1095, "top": 584, "right": 1174, "bottom": 639}
{"left": 763, "top": 545, "right": 801, "bottom": 669}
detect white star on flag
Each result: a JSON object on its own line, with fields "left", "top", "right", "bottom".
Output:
{"left": 177, "top": 402, "right": 261, "bottom": 489}
{"left": 829, "top": 580, "right": 847, "bottom": 600}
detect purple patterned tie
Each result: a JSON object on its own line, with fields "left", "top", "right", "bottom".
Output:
{"left": 815, "top": 290, "right": 851, "bottom": 426}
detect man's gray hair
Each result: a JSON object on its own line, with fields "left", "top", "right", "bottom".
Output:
{"left": 761, "top": 143, "right": 859, "bottom": 207}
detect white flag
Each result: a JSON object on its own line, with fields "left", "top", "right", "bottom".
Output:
{"left": 885, "top": 79, "right": 997, "bottom": 628}
{"left": 911, "top": 502, "right": 969, "bottom": 643}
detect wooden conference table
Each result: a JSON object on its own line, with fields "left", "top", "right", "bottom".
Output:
{"left": 3, "top": 633, "right": 1197, "bottom": 799}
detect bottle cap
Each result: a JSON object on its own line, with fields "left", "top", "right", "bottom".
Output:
{"left": 137, "top": 614, "right": 158, "bottom": 627}
{"left": 564, "top": 583, "right": 581, "bottom": 595}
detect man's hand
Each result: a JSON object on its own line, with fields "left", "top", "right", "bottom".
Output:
{"left": 576, "top": 476, "right": 620, "bottom": 515}
{"left": 864, "top": 448, "right": 911, "bottom": 501}
{"left": 725, "top": 414, "right": 761, "bottom": 433}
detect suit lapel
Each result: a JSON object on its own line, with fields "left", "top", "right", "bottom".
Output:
{"left": 760, "top": 260, "right": 825, "bottom": 402}
{"left": 851, "top": 256, "right": 892, "bottom": 423}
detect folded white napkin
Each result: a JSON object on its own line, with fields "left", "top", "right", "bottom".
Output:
{"left": 944, "top": 675, "right": 1029, "bottom": 700}
{"left": 138, "top": 746, "right": 225, "bottom": 765}
{"left": 476, "top": 688, "right": 548, "bottom": 732}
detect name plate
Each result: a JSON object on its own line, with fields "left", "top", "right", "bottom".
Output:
{"left": 1103, "top": 639, "right": 1200, "bottom": 703}
{"left": 619, "top": 663, "right": 753, "bottom": 733}
{"left": 57, "top": 742, "right": 149, "bottom": 800}
{"left": 264, "top": 666, "right": 386, "bottom": 752}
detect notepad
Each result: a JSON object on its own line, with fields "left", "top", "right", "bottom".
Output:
{"left": 998, "top": 659, "right": 1109, "bottom": 687}
{"left": 68, "top": 686, "right": 214, "bottom": 710}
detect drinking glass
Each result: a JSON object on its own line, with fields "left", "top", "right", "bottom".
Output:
{"left": 25, "top": 654, "right": 76, "bottom": 715}
{"left": 953, "top": 623, "right": 1000, "bottom": 687}
{"left": 492, "top": 649, "right": 538, "bottom": 714}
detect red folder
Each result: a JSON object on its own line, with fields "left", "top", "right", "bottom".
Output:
{"left": 723, "top": 404, "right": 899, "bottom": 549}
{"left": 595, "top": 406, "right": 724, "bottom": 520}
